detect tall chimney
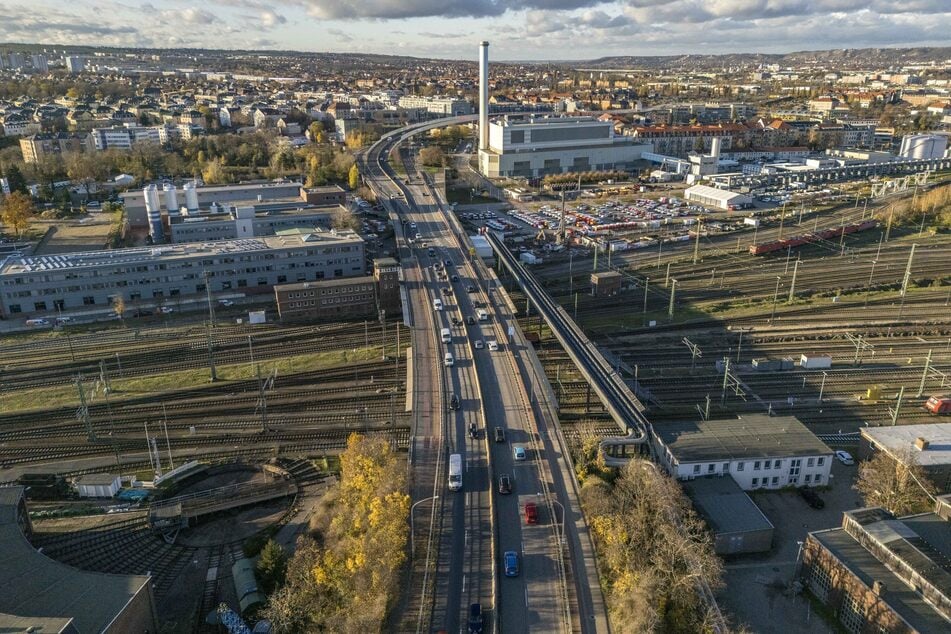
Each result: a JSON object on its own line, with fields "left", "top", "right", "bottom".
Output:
{"left": 479, "top": 41, "right": 489, "bottom": 151}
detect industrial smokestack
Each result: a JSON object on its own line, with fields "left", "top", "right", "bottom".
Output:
{"left": 144, "top": 184, "right": 164, "bottom": 243}
{"left": 710, "top": 137, "right": 722, "bottom": 161}
{"left": 479, "top": 41, "right": 489, "bottom": 151}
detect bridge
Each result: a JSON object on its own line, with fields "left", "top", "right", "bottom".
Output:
{"left": 148, "top": 479, "right": 297, "bottom": 534}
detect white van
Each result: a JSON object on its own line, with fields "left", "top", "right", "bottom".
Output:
{"left": 440, "top": 328, "right": 451, "bottom": 343}
{"left": 477, "top": 309, "right": 488, "bottom": 321}
{"left": 433, "top": 299, "right": 443, "bottom": 311}
{"left": 444, "top": 352, "right": 454, "bottom": 367}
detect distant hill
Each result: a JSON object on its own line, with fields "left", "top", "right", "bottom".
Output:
{"left": 577, "top": 47, "right": 951, "bottom": 70}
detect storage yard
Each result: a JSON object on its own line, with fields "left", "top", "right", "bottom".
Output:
{"left": 0, "top": 316, "right": 409, "bottom": 632}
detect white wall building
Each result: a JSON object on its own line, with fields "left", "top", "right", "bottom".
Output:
{"left": 478, "top": 115, "right": 651, "bottom": 179}
{"left": 653, "top": 415, "right": 834, "bottom": 490}
{"left": 899, "top": 133, "right": 949, "bottom": 160}
{"left": 397, "top": 95, "right": 472, "bottom": 116}
{"left": 65, "top": 56, "right": 84, "bottom": 74}
{"left": 684, "top": 184, "right": 752, "bottom": 210}
{"left": 75, "top": 474, "right": 121, "bottom": 498}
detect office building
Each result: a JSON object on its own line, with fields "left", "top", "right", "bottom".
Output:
{"left": 653, "top": 414, "right": 833, "bottom": 490}
{"left": 167, "top": 204, "right": 340, "bottom": 243}
{"left": 478, "top": 115, "right": 651, "bottom": 179}
{"left": 30, "top": 54, "right": 48, "bottom": 72}
{"left": 0, "top": 486, "right": 160, "bottom": 633}
{"left": 803, "top": 496, "right": 951, "bottom": 634}
{"left": 19, "top": 133, "right": 85, "bottom": 163}
{"left": 861, "top": 423, "right": 951, "bottom": 493}
{"left": 397, "top": 95, "right": 472, "bottom": 116}
{"left": 6, "top": 52, "right": 24, "bottom": 70}
{"left": 274, "top": 257, "right": 401, "bottom": 321}
{"left": 0, "top": 229, "right": 365, "bottom": 318}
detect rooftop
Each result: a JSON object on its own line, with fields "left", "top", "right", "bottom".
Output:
{"left": 683, "top": 476, "right": 774, "bottom": 535}
{"left": 275, "top": 275, "right": 374, "bottom": 292}
{"left": 657, "top": 415, "right": 833, "bottom": 463}
{"left": 861, "top": 423, "right": 951, "bottom": 468}
{"left": 0, "top": 487, "right": 152, "bottom": 633}
{"left": 685, "top": 184, "right": 750, "bottom": 201}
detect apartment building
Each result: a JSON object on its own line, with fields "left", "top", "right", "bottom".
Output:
{"left": 19, "top": 133, "right": 86, "bottom": 163}
{"left": 397, "top": 95, "right": 473, "bottom": 116}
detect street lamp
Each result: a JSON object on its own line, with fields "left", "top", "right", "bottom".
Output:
{"left": 539, "top": 493, "right": 566, "bottom": 546}
{"left": 410, "top": 495, "right": 439, "bottom": 557}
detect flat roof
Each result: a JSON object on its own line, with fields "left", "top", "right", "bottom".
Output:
{"left": 683, "top": 476, "right": 774, "bottom": 535}
{"left": 685, "top": 184, "right": 751, "bottom": 202}
{"left": 75, "top": 474, "right": 120, "bottom": 486}
{"left": 657, "top": 415, "right": 832, "bottom": 463}
{"left": 0, "top": 231, "right": 362, "bottom": 275}
{"left": 275, "top": 275, "right": 374, "bottom": 292}
{"left": 861, "top": 423, "right": 951, "bottom": 468}
{"left": 811, "top": 511, "right": 951, "bottom": 633}
{"left": 0, "top": 487, "right": 152, "bottom": 633}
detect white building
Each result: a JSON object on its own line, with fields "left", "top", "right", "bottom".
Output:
{"left": 478, "top": 115, "right": 651, "bottom": 179}
{"left": 653, "top": 415, "right": 834, "bottom": 490}
{"left": 65, "top": 56, "right": 84, "bottom": 74}
{"left": 397, "top": 95, "right": 472, "bottom": 116}
{"left": 899, "top": 133, "right": 949, "bottom": 160}
{"left": 684, "top": 184, "right": 752, "bottom": 210}
{"left": 75, "top": 474, "right": 121, "bottom": 498}
{"left": 30, "top": 54, "right": 48, "bottom": 72}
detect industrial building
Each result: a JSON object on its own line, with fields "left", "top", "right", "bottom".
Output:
{"left": 477, "top": 115, "right": 651, "bottom": 179}
{"left": 802, "top": 496, "right": 951, "bottom": 634}
{"left": 682, "top": 476, "right": 774, "bottom": 555}
{"left": 899, "top": 133, "right": 949, "bottom": 160}
{"left": 274, "top": 257, "right": 400, "bottom": 321}
{"left": 653, "top": 415, "right": 834, "bottom": 490}
{"left": 167, "top": 204, "right": 340, "bottom": 244}
{"left": 0, "top": 486, "right": 160, "bottom": 633}
{"left": 75, "top": 473, "right": 122, "bottom": 498}
{"left": 0, "top": 229, "right": 365, "bottom": 318}
{"left": 684, "top": 184, "right": 752, "bottom": 211}
{"left": 860, "top": 423, "right": 951, "bottom": 493}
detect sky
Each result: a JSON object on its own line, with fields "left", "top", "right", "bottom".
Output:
{"left": 1, "top": 0, "right": 950, "bottom": 61}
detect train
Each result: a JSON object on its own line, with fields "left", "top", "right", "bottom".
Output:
{"left": 749, "top": 219, "right": 878, "bottom": 256}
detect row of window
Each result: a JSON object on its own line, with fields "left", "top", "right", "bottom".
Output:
{"left": 284, "top": 285, "right": 373, "bottom": 299}
{"left": 750, "top": 473, "right": 822, "bottom": 487}
{"left": 689, "top": 455, "right": 826, "bottom": 474}
{"left": 285, "top": 294, "right": 374, "bottom": 309}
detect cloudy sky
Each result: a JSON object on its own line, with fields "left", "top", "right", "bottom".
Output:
{"left": 2, "top": 0, "right": 950, "bottom": 61}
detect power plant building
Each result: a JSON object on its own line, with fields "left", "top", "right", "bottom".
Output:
{"left": 477, "top": 115, "right": 651, "bottom": 179}
{"left": 0, "top": 229, "right": 365, "bottom": 318}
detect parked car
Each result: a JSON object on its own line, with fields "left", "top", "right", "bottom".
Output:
{"left": 466, "top": 285, "right": 476, "bottom": 293}
{"left": 487, "top": 340, "right": 499, "bottom": 351}
{"left": 494, "top": 426, "right": 505, "bottom": 443}
{"left": 25, "top": 318, "right": 51, "bottom": 327}
{"left": 451, "top": 275, "right": 459, "bottom": 282}
{"left": 503, "top": 551, "right": 519, "bottom": 577}
{"left": 218, "top": 299, "right": 234, "bottom": 307}
{"left": 498, "top": 474, "right": 512, "bottom": 495}
{"left": 524, "top": 502, "right": 538, "bottom": 524}
{"left": 467, "top": 315, "right": 475, "bottom": 325}
{"left": 835, "top": 450, "right": 854, "bottom": 466}
{"left": 799, "top": 486, "right": 825, "bottom": 509}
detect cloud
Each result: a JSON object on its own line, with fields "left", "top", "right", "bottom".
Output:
{"left": 260, "top": 9, "right": 287, "bottom": 27}
{"left": 326, "top": 28, "right": 354, "bottom": 42}
{"left": 302, "top": 0, "right": 601, "bottom": 20}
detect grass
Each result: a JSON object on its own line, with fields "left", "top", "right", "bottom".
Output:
{"left": 0, "top": 347, "right": 386, "bottom": 414}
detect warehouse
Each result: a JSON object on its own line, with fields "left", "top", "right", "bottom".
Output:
{"left": 683, "top": 476, "right": 774, "bottom": 555}
{"left": 75, "top": 473, "right": 121, "bottom": 498}
{"left": 684, "top": 184, "right": 752, "bottom": 211}
{"left": 0, "top": 229, "right": 365, "bottom": 318}
{"left": 0, "top": 487, "right": 160, "bottom": 633}
{"left": 860, "top": 423, "right": 951, "bottom": 493}
{"left": 653, "top": 414, "right": 833, "bottom": 490}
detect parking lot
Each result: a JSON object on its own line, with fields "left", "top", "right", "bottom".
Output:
{"left": 718, "top": 459, "right": 861, "bottom": 633}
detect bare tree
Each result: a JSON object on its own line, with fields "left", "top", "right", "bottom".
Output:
{"left": 855, "top": 448, "right": 936, "bottom": 516}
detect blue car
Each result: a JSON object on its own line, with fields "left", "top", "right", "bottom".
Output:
{"left": 504, "top": 550, "right": 519, "bottom": 577}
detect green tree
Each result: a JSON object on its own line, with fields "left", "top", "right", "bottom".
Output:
{"left": 347, "top": 163, "right": 360, "bottom": 190}
{"left": 65, "top": 152, "right": 107, "bottom": 201}
{"left": 256, "top": 539, "right": 288, "bottom": 594}
{"left": 2, "top": 164, "right": 29, "bottom": 195}
{"left": 1, "top": 191, "right": 35, "bottom": 237}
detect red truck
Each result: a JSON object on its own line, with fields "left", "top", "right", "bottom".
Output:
{"left": 925, "top": 395, "right": 951, "bottom": 415}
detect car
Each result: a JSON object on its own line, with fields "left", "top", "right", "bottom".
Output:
{"left": 441, "top": 287, "right": 452, "bottom": 296}
{"left": 451, "top": 275, "right": 459, "bottom": 282}
{"left": 53, "top": 316, "right": 73, "bottom": 324}
{"left": 513, "top": 445, "right": 526, "bottom": 461}
{"left": 498, "top": 474, "right": 512, "bottom": 494}
{"left": 468, "top": 422, "right": 478, "bottom": 439}
{"left": 25, "top": 318, "right": 51, "bottom": 327}
{"left": 799, "top": 486, "right": 825, "bottom": 509}
{"left": 474, "top": 339, "right": 484, "bottom": 349}
{"left": 524, "top": 502, "right": 538, "bottom": 524}
{"left": 157, "top": 306, "right": 174, "bottom": 314}
{"left": 466, "top": 285, "right": 476, "bottom": 293}
{"left": 444, "top": 259, "right": 453, "bottom": 267}
{"left": 494, "top": 426, "right": 505, "bottom": 443}
{"left": 466, "top": 315, "right": 475, "bottom": 325}
{"left": 218, "top": 299, "right": 234, "bottom": 307}
{"left": 468, "top": 603, "right": 483, "bottom": 634}
{"left": 487, "top": 340, "right": 499, "bottom": 351}
{"left": 449, "top": 394, "right": 460, "bottom": 410}
{"left": 434, "top": 262, "right": 444, "bottom": 270}
{"left": 503, "top": 551, "right": 519, "bottom": 577}
{"left": 415, "top": 233, "right": 422, "bottom": 240}
{"left": 451, "top": 316, "right": 461, "bottom": 326}
{"left": 835, "top": 450, "right": 855, "bottom": 466}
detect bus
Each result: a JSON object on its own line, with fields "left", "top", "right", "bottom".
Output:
{"left": 448, "top": 453, "right": 463, "bottom": 491}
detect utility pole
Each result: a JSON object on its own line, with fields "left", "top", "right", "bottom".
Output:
{"left": 573, "top": 292, "right": 579, "bottom": 321}
{"left": 683, "top": 337, "right": 702, "bottom": 371}
{"left": 721, "top": 358, "right": 730, "bottom": 404}
{"left": 204, "top": 271, "right": 216, "bottom": 327}
{"left": 898, "top": 243, "right": 917, "bottom": 319}
{"left": 818, "top": 371, "right": 828, "bottom": 403}
{"left": 917, "top": 349, "right": 933, "bottom": 397}
{"left": 206, "top": 323, "right": 217, "bottom": 382}
{"left": 788, "top": 259, "right": 800, "bottom": 303}
{"left": 889, "top": 387, "right": 905, "bottom": 425}
{"left": 864, "top": 259, "right": 878, "bottom": 307}
{"left": 665, "top": 261, "right": 672, "bottom": 287}
{"left": 885, "top": 207, "right": 895, "bottom": 242}
{"left": 257, "top": 364, "right": 268, "bottom": 432}
{"left": 692, "top": 217, "right": 702, "bottom": 265}
{"left": 778, "top": 202, "right": 787, "bottom": 241}
{"left": 642, "top": 277, "right": 649, "bottom": 318}
{"left": 76, "top": 374, "right": 95, "bottom": 441}
{"left": 668, "top": 279, "right": 677, "bottom": 319}
{"left": 769, "top": 276, "right": 781, "bottom": 324}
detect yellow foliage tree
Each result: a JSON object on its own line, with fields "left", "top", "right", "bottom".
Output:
{"left": 1, "top": 191, "right": 35, "bottom": 238}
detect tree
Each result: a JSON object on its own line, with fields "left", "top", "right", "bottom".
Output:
{"left": 332, "top": 206, "right": 359, "bottom": 232}
{"left": 308, "top": 121, "right": 326, "bottom": 144}
{"left": 111, "top": 295, "right": 126, "bottom": 323}
{"left": 855, "top": 448, "right": 936, "bottom": 516}
{"left": 347, "top": 163, "right": 360, "bottom": 191}
{"left": 2, "top": 164, "right": 28, "bottom": 195}
{"left": 256, "top": 539, "right": 288, "bottom": 594}
{"left": 201, "top": 157, "right": 228, "bottom": 185}
{"left": 65, "top": 152, "right": 107, "bottom": 201}
{"left": 419, "top": 145, "right": 446, "bottom": 167}
{"left": 0, "top": 191, "right": 35, "bottom": 238}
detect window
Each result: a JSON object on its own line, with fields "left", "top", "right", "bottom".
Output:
{"left": 752, "top": 478, "right": 759, "bottom": 487}
{"left": 817, "top": 457, "right": 825, "bottom": 466}
{"left": 34, "top": 301, "right": 47, "bottom": 311}
{"left": 707, "top": 464, "right": 715, "bottom": 473}
{"left": 510, "top": 130, "right": 525, "bottom": 144}
{"left": 805, "top": 474, "right": 811, "bottom": 483}
{"left": 807, "top": 457, "right": 815, "bottom": 467}
{"left": 809, "top": 563, "right": 832, "bottom": 601}
{"left": 754, "top": 461, "right": 761, "bottom": 470}
{"left": 736, "top": 462, "right": 745, "bottom": 471}
{"left": 693, "top": 464, "right": 701, "bottom": 474}
{"left": 771, "top": 477, "right": 779, "bottom": 486}
{"left": 774, "top": 460, "right": 781, "bottom": 469}
{"left": 8, "top": 304, "right": 21, "bottom": 313}
{"left": 814, "top": 474, "right": 822, "bottom": 484}
{"left": 83, "top": 296, "right": 95, "bottom": 305}
{"left": 839, "top": 593, "right": 865, "bottom": 634}
{"left": 789, "top": 476, "right": 798, "bottom": 485}
{"left": 722, "top": 463, "right": 729, "bottom": 473}
{"left": 764, "top": 461, "right": 771, "bottom": 470}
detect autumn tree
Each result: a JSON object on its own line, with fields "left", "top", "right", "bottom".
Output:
{"left": 419, "top": 145, "right": 446, "bottom": 167}
{"left": 201, "top": 157, "right": 228, "bottom": 185}
{"left": 1, "top": 191, "right": 35, "bottom": 237}
{"left": 111, "top": 295, "right": 126, "bottom": 323}
{"left": 65, "top": 152, "right": 107, "bottom": 201}
{"left": 331, "top": 206, "right": 360, "bottom": 232}
{"left": 855, "top": 448, "right": 936, "bottom": 516}
{"left": 347, "top": 163, "right": 360, "bottom": 190}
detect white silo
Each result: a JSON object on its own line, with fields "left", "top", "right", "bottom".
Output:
{"left": 163, "top": 183, "right": 179, "bottom": 216}
{"left": 183, "top": 181, "right": 199, "bottom": 212}
{"left": 144, "top": 184, "right": 164, "bottom": 242}
{"left": 710, "top": 137, "right": 722, "bottom": 161}
{"left": 479, "top": 41, "right": 489, "bottom": 151}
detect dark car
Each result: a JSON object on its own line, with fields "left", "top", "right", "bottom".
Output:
{"left": 441, "top": 287, "right": 452, "bottom": 296}
{"left": 466, "top": 285, "right": 476, "bottom": 293}
{"left": 449, "top": 393, "right": 460, "bottom": 410}
{"left": 451, "top": 275, "right": 459, "bottom": 282}
{"left": 498, "top": 474, "right": 512, "bottom": 495}
{"left": 468, "top": 603, "right": 483, "bottom": 634}
{"left": 467, "top": 315, "right": 475, "bottom": 325}
{"left": 799, "top": 486, "right": 825, "bottom": 509}
{"left": 468, "top": 422, "right": 478, "bottom": 439}
{"left": 444, "top": 259, "right": 453, "bottom": 267}
{"left": 503, "top": 551, "right": 519, "bottom": 577}
{"left": 494, "top": 426, "right": 505, "bottom": 443}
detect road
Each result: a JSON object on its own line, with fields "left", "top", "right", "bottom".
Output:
{"left": 364, "top": 127, "right": 578, "bottom": 633}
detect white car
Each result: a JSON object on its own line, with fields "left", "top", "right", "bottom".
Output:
{"left": 158, "top": 306, "right": 174, "bottom": 314}
{"left": 474, "top": 340, "right": 484, "bottom": 349}
{"left": 25, "top": 318, "right": 51, "bottom": 327}
{"left": 218, "top": 299, "right": 234, "bottom": 307}
{"left": 835, "top": 450, "right": 854, "bottom": 466}
{"left": 487, "top": 340, "right": 499, "bottom": 351}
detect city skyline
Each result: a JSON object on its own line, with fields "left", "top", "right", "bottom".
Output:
{"left": 1, "top": 0, "right": 950, "bottom": 61}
